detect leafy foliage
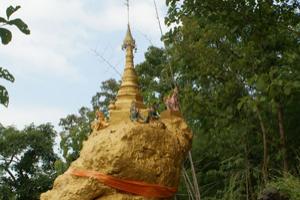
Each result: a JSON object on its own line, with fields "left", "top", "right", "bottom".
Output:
{"left": 59, "top": 107, "right": 94, "bottom": 168}
{"left": 268, "top": 175, "right": 300, "bottom": 200}
{"left": 59, "top": 79, "right": 120, "bottom": 171}
{"left": 135, "top": 46, "right": 173, "bottom": 108}
{"left": 91, "top": 79, "right": 120, "bottom": 114}
{"left": 0, "top": 67, "right": 15, "bottom": 107}
{"left": 0, "top": 4, "right": 30, "bottom": 108}
{"left": 0, "top": 124, "right": 58, "bottom": 200}
{"left": 0, "top": 5, "right": 30, "bottom": 45}
{"left": 163, "top": 0, "right": 300, "bottom": 199}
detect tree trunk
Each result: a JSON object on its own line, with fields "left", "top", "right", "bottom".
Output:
{"left": 277, "top": 103, "right": 288, "bottom": 174}
{"left": 245, "top": 144, "right": 250, "bottom": 200}
{"left": 244, "top": 137, "right": 255, "bottom": 200}
{"left": 256, "top": 107, "right": 268, "bottom": 183}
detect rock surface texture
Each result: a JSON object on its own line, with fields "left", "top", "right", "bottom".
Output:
{"left": 41, "top": 111, "right": 192, "bottom": 200}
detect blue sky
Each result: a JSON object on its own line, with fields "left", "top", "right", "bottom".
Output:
{"left": 0, "top": 0, "right": 167, "bottom": 129}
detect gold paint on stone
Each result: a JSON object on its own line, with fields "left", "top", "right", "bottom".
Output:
{"left": 109, "top": 24, "right": 145, "bottom": 124}
{"left": 40, "top": 26, "right": 193, "bottom": 200}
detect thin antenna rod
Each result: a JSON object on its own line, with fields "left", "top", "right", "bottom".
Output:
{"left": 125, "top": 0, "right": 130, "bottom": 24}
{"left": 152, "top": 0, "right": 176, "bottom": 86}
{"left": 153, "top": 0, "right": 163, "bottom": 36}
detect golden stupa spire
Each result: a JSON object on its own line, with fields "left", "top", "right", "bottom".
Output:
{"left": 122, "top": 24, "right": 136, "bottom": 69}
{"left": 114, "top": 24, "right": 145, "bottom": 111}
{"left": 110, "top": 2, "right": 145, "bottom": 114}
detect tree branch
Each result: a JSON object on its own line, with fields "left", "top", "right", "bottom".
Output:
{"left": 3, "top": 167, "right": 16, "bottom": 182}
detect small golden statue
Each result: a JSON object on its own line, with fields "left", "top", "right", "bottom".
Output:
{"left": 91, "top": 109, "right": 109, "bottom": 131}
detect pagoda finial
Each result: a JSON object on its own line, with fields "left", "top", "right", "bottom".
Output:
{"left": 110, "top": 3, "right": 145, "bottom": 114}
{"left": 122, "top": 24, "right": 136, "bottom": 50}
{"left": 122, "top": 0, "right": 135, "bottom": 50}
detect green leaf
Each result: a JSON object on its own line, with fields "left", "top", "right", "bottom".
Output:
{"left": 0, "top": 85, "right": 9, "bottom": 107}
{"left": 284, "top": 85, "right": 292, "bottom": 96}
{"left": 237, "top": 101, "right": 243, "bottom": 110}
{"left": 0, "top": 17, "right": 7, "bottom": 23}
{"left": 237, "top": 97, "right": 248, "bottom": 110}
{"left": 259, "top": 96, "right": 266, "bottom": 102}
{"left": 6, "top": 5, "right": 21, "bottom": 19}
{"left": 8, "top": 19, "right": 30, "bottom": 35}
{"left": 0, "top": 28, "right": 12, "bottom": 45}
{"left": 293, "top": 81, "right": 300, "bottom": 88}
{"left": 230, "top": 26, "right": 238, "bottom": 33}
{"left": 256, "top": 76, "right": 267, "bottom": 91}
{"left": 0, "top": 67, "right": 15, "bottom": 82}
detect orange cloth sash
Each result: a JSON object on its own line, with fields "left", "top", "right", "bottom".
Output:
{"left": 66, "top": 168, "right": 177, "bottom": 198}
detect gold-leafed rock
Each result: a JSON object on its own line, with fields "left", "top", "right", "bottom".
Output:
{"left": 41, "top": 113, "right": 192, "bottom": 200}
{"left": 40, "top": 25, "right": 193, "bottom": 200}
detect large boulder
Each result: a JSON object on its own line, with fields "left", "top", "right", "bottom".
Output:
{"left": 41, "top": 111, "right": 192, "bottom": 200}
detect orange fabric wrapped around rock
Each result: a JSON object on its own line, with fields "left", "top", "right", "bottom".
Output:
{"left": 66, "top": 168, "right": 177, "bottom": 198}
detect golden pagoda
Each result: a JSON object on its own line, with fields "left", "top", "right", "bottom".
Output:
{"left": 109, "top": 24, "right": 146, "bottom": 123}
{"left": 41, "top": 9, "right": 193, "bottom": 200}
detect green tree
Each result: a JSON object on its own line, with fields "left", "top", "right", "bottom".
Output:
{"left": 163, "top": 0, "right": 300, "bottom": 199}
{"left": 91, "top": 78, "right": 120, "bottom": 113}
{"left": 0, "top": 4, "right": 30, "bottom": 107}
{"left": 135, "top": 46, "right": 172, "bottom": 106}
{"left": 59, "top": 107, "right": 94, "bottom": 168}
{"left": 59, "top": 79, "right": 120, "bottom": 171}
{"left": 0, "top": 123, "right": 58, "bottom": 200}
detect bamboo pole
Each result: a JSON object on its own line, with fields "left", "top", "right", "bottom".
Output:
{"left": 189, "top": 151, "right": 201, "bottom": 200}
{"left": 182, "top": 169, "right": 195, "bottom": 200}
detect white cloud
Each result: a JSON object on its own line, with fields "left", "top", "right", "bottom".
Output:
{"left": 0, "top": 105, "right": 67, "bottom": 130}
{"left": 132, "top": 0, "right": 167, "bottom": 35}
{"left": 0, "top": 1, "right": 88, "bottom": 80}
{"left": 0, "top": 0, "right": 167, "bottom": 79}
{"left": 0, "top": 0, "right": 168, "bottom": 128}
